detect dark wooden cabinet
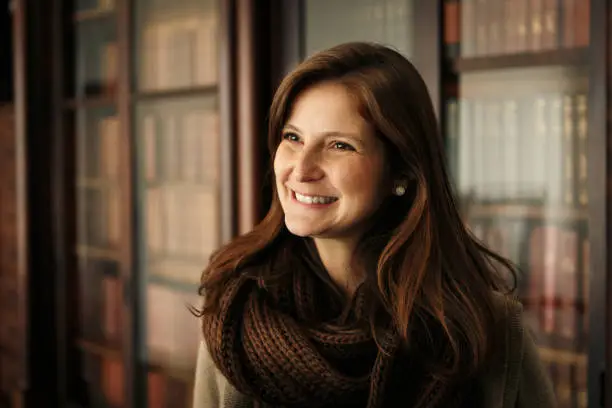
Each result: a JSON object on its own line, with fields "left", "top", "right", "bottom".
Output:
{"left": 439, "top": 1, "right": 609, "bottom": 407}
{"left": 51, "top": 0, "right": 240, "bottom": 406}
{"left": 3, "top": 0, "right": 610, "bottom": 407}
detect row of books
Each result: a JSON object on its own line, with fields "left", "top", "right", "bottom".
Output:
{"left": 79, "top": 115, "right": 120, "bottom": 180}
{"left": 79, "top": 261, "right": 201, "bottom": 362}
{"left": 145, "top": 186, "right": 219, "bottom": 269}
{"left": 93, "top": 355, "right": 192, "bottom": 408}
{"left": 541, "top": 350, "right": 587, "bottom": 408}
{"left": 141, "top": 110, "right": 220, "bottom": 184}
{"left": 469, "top": 214, "right": 589, "bottom": 406}
{"left": 77, "top": 36, "right": 118, "bottom": 97}
{"left": 76, "top": 16, "right": 219, "bottom": 96}
{"left": 146, "top": 283, "right": 201, "bottom": 375}
{"left": 76, "top": 107, "right": 222, "bottom": 252}
{"left": 76, "top": 0, "right": 115, "bottom": 14}
{"left": 78, "top": 258, "right": 121, "bottom": 343}
{"left": 76, "top": 185, "right": 121, "bottom": 249}
{"left": 446, "top": 91, "right": 588, "bottom": 207}
{"left": 139, "top": 15, "right": 218, "bottom": 91}
{"left": 141, "top": 106, "right": 220, "bottom": 286}
{"left": 79, "top": 269, "right": 199, "bottom": 405}
{"left": 444, "top": 0, "right": 590, "bottom": 58}
{"left": 468, "top": 216, "right": 589, "bottom": 348}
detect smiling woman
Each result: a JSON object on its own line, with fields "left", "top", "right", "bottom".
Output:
{"left": 274, "top": 82, "right": 390, "bottom": 293}
{"left": 192, "top": 42, "right": 557, "bottom": 408}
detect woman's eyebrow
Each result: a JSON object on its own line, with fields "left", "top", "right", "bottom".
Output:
{"left": 283, "top": 123, "right": 364, "bottom": 142}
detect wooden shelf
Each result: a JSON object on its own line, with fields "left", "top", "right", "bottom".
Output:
{"left": 148, "top": 253, "right": 208, "bottom": 265}
{"left": 73, "top": 8, "right": 115, "bottom": 22}
{"left": 76, "top": 177, "right": 119, "bottom": 189}
{"left": 145, "top": 180, "right": 218, "bottom": 190}
{"left": 453, "top": 48, "right": 589, "bottom": 72}
{"left": 538, "top": 347, "right": 588, "bottom": 365}
{"left": 76, "top": 338, "right": 194, "bottom": 384}
{"left": 77, "top": 338, "right": 121, "bottom": 360}
{"left": 148, "top": 274, "right": 199, "bottom": 293}
{"left": 65, "top": 95, "right": 117, "bottom": 109}
{"left": 465, "top": 203, "right": 588, "bottom": 221}
{"left": 147, "top": 349, "right": 195, "bottom": 384}
{"left": 133, "top": 85, "right": 218, "bottom": 101}
{"left": 76, "top": 245, "right": 120, "bottom": 262}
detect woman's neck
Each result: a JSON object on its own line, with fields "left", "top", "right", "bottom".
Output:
{"left": 313, "top": 237, "right": 364, "bottom": 296}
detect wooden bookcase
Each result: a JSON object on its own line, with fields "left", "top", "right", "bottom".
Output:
{"left": 45, "top": 0, "right": 249, "bottom": 407}
{"left": 440, "top": 0, "right": 610, "bottom": 407}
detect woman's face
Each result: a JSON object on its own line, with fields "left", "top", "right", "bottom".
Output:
{"left": 274, "top": 81, "right": 390, "bottom": 242}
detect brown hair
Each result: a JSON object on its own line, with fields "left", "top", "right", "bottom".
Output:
{"left": 198, "top": 42, "right": 516, "bottom": 399}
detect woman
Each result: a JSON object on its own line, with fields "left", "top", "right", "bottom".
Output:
{"left": 193, "top": 42, "right": 556, "bottom": 407}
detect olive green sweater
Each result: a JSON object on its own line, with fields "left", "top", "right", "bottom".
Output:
{"left": 192, "top": 295, "right": 557, "bottom": 407}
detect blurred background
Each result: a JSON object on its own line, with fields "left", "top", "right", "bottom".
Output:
{"left": 0, "top": 0, "right": 609, "bottom": 407}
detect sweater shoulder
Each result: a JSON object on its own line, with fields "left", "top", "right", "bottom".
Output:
{"left": 480, "top": 291, "right": 526, "bottom": 406}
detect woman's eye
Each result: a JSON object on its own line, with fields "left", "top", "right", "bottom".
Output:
{"left": 282, "top": 132, "right": 300, "bottom": 142}
{"left": 332, "top": 141, "right": 355, "bottom": 151}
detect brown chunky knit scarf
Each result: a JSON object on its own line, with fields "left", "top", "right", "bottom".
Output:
{"left": 201, "top": 263, "right": 469, "bottom": 408}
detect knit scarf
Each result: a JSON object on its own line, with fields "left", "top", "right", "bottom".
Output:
{"left": 201, "top": 260, "right": 469, "bottom": 407}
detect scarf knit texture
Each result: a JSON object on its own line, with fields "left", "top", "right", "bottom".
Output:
{"left": 201, "top": 261, "right": 470, "bottom": 408}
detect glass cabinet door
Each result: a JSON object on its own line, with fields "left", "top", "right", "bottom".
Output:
{"left": 132, "top": 0, "right": 220, "bottom": 406}
{"left": 303, "top": 0, "right": 414, "bottom": 58}
{"left": 69, "top": 0, "right": 126, "bottom": 406}
{"left": 443, "top": 1, "right": 591, "bottom": 407}
{"left": 298, "top": 1, "right": 439, "bottom": 125}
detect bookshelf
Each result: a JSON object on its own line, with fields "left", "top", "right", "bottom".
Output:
{"left": 49, "top": 0, "right": 230, "bottom": 406}
{"left": 442, "top": 0, "right": 600, "bottom": 407}
{"left": 133, "top": 1, "right": 221, "bottom": 405}
{"left": 65, "top": 1, "right": 126, "bottom": 407}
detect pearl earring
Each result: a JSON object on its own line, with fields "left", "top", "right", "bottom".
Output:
{"left": 394, "top": 185, "right": 406, "bottom": 196}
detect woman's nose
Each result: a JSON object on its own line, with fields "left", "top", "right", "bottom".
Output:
{"left": 293, "top": 148, "right": 324, "bottom": 182}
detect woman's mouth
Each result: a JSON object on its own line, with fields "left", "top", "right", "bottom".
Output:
{"left": 292, "top": 190, "right": 338, "bottom": 205}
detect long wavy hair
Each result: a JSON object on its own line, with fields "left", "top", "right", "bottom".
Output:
{"left": 197, "top": 42, "right": 516, "bottom": 393}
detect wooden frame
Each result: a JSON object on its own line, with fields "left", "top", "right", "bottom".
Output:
{"left": 236, "top": 0, "right": 260, "bottom": 234}
{"left": 13, "top": 0, "right": 61, "bottom": 406}
{"left": 591, "top": 0, "right": 612, "bottom": 405}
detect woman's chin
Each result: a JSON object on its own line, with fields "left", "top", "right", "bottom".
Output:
{"left": 284, "top": 219, "right": 325, "bottom": 238}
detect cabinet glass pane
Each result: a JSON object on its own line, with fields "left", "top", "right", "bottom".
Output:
{"left": 134, "top": 0, "right": 218, "bottom": 92}
{"left": 304, "top": 0, "right": 414, "bottom": 58}
{"left": 134, "top": 0, "right": 221, "bottom": 404}
{"left": 132, "top": 0, "right": 221, "bottom": 398}
{"left": 74, "top": 0, "right": 118, "bottom": 99}
{"left": 444, "top": 1, "right": 591, "bottom": 407}
{"left": 135, "top": 94, "right": 220, "bottom": 407}
{"left": 75, "top": 106, "right": 125, "bottom": 407}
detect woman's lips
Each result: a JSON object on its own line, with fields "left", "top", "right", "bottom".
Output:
{"left": 291, "top": 189, "right": 338, "bottom": 206}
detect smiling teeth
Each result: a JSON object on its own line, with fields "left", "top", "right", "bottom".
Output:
{"left": 295, "top": 192, "right": 337, "bottom": 204}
